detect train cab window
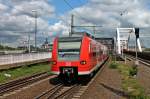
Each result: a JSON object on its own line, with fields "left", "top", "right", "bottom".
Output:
{"left": 58, "top": 41, "right": 81, "bottom": 61}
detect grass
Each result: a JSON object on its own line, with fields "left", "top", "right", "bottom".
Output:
{"left": 0, "top": 63, "right": 51, "bottom": 84}
{"left": 109, "top": 62, "right": 118, "bottom": 69}
{"left": 109, "top": 61, "right": 150, "bottom": 99}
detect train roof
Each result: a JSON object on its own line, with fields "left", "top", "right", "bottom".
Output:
{"left": 58, "top": 32, "right": 95, "bottom": 42}
{"left": 58, "top": 37, "right": 82, "bottom": 42}
{"left": 72, "top": 32, "right": 95, "bottom": 39}
{"left": 73, "top": 31, "right": 94, "bottom": 36}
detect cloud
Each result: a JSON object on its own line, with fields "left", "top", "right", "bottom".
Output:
{"left": 1, "top": 0, "right": 150, "bottom": 48}
{"left": 48, "top": 21, "right": 69, "bottom": 36}
{"left": 0, "top": 3, "right": 8, "bottom": 11}
{"left": 0, "top": 0, "right": 56, "bottom": 47}
{"left": 11, "top": 0, "right": 55, "bottom": 18}
{"left": 58, "top": 0, "right": 150, "bottom": 47}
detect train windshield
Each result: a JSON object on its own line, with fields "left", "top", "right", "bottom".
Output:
{"left": 58, "top": 41, "right": 81, "bottom": 61}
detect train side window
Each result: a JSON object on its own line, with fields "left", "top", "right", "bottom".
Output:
{"left": 89, "top": 42, "right": 92, "bottom": 56}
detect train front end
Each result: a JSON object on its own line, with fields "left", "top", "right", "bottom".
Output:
{"left": 51, "top": 37, "right": 83, "bottom": 82}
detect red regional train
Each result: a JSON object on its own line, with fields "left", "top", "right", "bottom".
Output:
{"left": 51, "top": 33, "right": 108, "bottom": 82}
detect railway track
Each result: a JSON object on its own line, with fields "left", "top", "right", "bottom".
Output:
{"left": 124, "top": 51, "right": 150, "bottom": 61}
{"left": 35, "top": 83, "right": 82, "bottom": 99}
{"left": 0, "top": 72, "right": 51, "bottom": 96}
{"left": 35, "top": 57, "right": 110, "bottom": 99}
{"left": 125, "top": 55, "right": 150, "bottom": 67}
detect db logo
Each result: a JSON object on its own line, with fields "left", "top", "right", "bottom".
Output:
{"left": 66, "top": 62, "right": 71, "bottom": 66}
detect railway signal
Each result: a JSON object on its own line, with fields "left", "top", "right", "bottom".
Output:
{"left": 135, "top": 28, "right": 139, "bottom": 66}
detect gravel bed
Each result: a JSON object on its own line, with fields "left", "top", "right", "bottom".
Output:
{"left": 125, "top": 60, "right": 150, "bottom": 96}
{"left": 137, "top": 64, "right": 150, "bottom": 95}
{"left": 80, "top": 61, "right": 127, "bottom": 99}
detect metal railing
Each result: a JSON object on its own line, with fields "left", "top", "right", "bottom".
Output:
{"left": 0, "top": 52, "right": 51, "bottom": 65}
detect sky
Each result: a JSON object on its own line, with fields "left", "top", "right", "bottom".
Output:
{"left": 0, "top": 0, "right": 150, "bottom": 48}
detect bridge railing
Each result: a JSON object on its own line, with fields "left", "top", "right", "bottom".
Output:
{"left": 0, "top": 52, "right": 51, "bottom": 65}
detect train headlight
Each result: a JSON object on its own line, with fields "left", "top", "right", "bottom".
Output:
{"left": 80, "top": 60, "right": 86, "bottom": 65}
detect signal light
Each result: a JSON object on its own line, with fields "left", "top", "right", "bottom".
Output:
{"left": 80, "top": 60, "right": 86, "bottom": 65}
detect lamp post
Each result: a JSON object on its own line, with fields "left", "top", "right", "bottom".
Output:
{"left": 28, "top": 32, "right": 30, "bottom": 53}
{"left": 70, "top": 14, "right": 74, "bottom": 37}
{"left": 26, "top": 16, "right": 31, "bottom": 53}
{"left": 32, "top": 10, "right": 37, "bottom": 51}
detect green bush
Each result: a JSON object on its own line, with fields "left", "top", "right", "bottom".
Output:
{"left": 116, "top": 63, "right": 150, "bottom": 99}
{"left": 130, "top": 93, "right": 150, "bottom": 99}
{"left": 109, "top": 62, "right": 118, "bottom": 69}
{"left": 129, "top": 66, "right": 138, "bottom": 76}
